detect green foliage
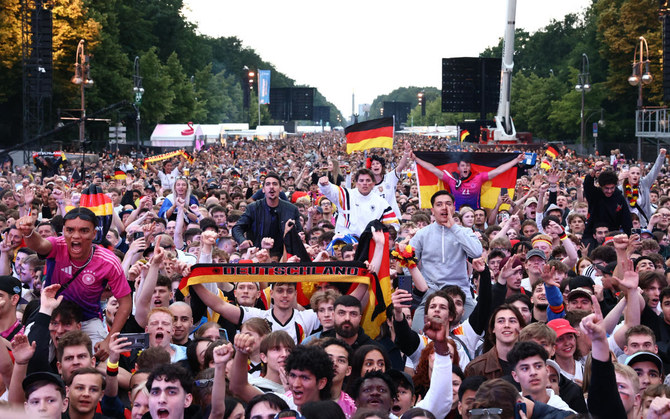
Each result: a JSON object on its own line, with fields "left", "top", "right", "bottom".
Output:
{"left": 369, "top": 87, "right": 441, "bottom": 119}
{"left": 138, "top": 48, "right": 174, "bottom": 126}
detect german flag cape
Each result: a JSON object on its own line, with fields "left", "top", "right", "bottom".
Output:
{"left": 178, "top": 262, "right": 370, "bottom": 297}
{"left": 354, "top": 220, "right": 391, "bottom": 339}
{"left": 143, "top": 150, "right": 194, "bottom": 169}
{"left": 345, "top": 117, "right": 394, "bottom": 154}
{"left": 414, "top": 151, "right": 520, "bottom": 210}
{"left": 79, "top": 184, "right": 113, "bottom": 244}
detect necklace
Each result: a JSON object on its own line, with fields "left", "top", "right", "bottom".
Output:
{"left": 71, "top": 247, "right": 95, "bottom": 270}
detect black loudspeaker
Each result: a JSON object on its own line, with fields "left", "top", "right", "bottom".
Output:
{"left": 269, "top": 88, "right": 290, "bottom": 121}
{"left": 313, "top": 106, "right": 330, "bottom": 124}
{"left": 442, "top": 57, "right": 501, "bottom": 115}
{"left": 27, "top": 8, "right": 52, "bottom": 97}
{"left": 663, "top": 14, "right": 670, "bottom": 103}
{"left": 290, "top": 88, "right": 314, "bottom": 120}
{"left": 382, "top": 101, "right": 411, "bottom": 128}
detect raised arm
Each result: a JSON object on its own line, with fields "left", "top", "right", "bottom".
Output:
{"left": 229, "top": 334, "right": 263, "bottom": 402}
{"left": 487, "top": 153, "right": 524, "bottom": 180}
{"left": 191, "top": 284, "right": 242, "bottom": 324}
{"left": 412, "top": 152, "right": 444, "bottom": 180}
{"left": 209, "top": 343, "right": 235, "bottom": 418}
{"left": 394, "top": 141, "right": 412, "bottom": 176}
{"left": 16, "top": 215, "right": 51, "bottom": 255}
{"left": 134, "top": 238, "right": 166, "bottom": 328}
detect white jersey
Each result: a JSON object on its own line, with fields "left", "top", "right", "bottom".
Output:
{"left": 240, "top": 306, "right": 320, "bottom": 344}
{"left": 319, "top": 182, "right": 399, "bottom": 236}
{"left": 374, "top": 171, "right": 402, "bottom": 218}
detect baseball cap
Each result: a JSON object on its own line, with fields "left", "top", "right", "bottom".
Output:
{"left": 526, "top": 249, "right": 547, "bottom": 261}
{"left": 547, "top": 318, "right": 578, "bottom": 338}
{"left": 625, "top": 351, "right": 663, "bottom": 375}
{"left": 546, "top": 359, "right": 562, "bottom": 376}
{"left": 567, "top": 287, "right": 593, "bottom": 302}
{"left": 22, "top": 371, "right": 66, "bottom": 393}
{"left": 0, "top": 275, "right": 25, "bottom": 299}
{"left": 568, "top": 275, "right": 595, "bottom": 290}
{"left": 387, "top": 369, "right": 415, "bottom": 394}
{"left": 525, "top": 197, "right": 538, "bottom": 207}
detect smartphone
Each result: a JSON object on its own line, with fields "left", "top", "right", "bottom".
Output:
{"left": 133, "top": 231, "right": 144, "bottom": 240}
{"left": 631, "top": 228, "right": 641, "bottom": 235}
{"left": 514, "top": 401, "right": 527, "bottom": 419}
{"left": 218, "top": 328, "right": 229, "bottom": 341}
{"left": 118, "top": 332, "right": 149, "bottom": 350}
{"left": 397, "top": 275, "right": 413, "bottom": 293}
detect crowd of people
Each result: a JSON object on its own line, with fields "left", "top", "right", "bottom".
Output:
{"left": 0, "top": 132, "right": 667, "bottom": 419}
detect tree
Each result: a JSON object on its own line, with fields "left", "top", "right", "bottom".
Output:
{"left": 163, "top": 52, "right": 196, "bottom": 123}
{"left": 138, "top": 47, "right": 174, "bottom": 126}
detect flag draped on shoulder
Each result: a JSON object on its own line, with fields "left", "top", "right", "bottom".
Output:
{"left": 79, "top": 184, "right": 113, "bottom": 244}
{"left": 414, "top": 151, "right": 520, "bottom": 210}
{"left": 354, "top": 220, "right": 392, "bottom": 339}
{"left": 345, "top": 117, "right": 394, "bottom": 154}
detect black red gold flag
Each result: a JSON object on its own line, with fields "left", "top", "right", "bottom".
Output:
{"left": 345, "top": 117, "right": 394, "bottom": 153}
{"left": 414, "top": 151, "right": 520, "bottom": 210}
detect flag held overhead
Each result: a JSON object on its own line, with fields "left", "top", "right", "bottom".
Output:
{"left": 345, "top": 117, "right": 394, "bottom": 154}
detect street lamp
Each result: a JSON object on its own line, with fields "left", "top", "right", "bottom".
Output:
{"left": 585, "top": 108, "right": 605, "bottom": 154}
{"left": 417, "top": 91, "right": 426, "bottom": 119}
{"left": 133, "top": 56, "right": 144, "bottom": 151}
{"left": 575, "top": 53, "right": 591, "bottom": 153}
{"left": 71, "top": 39, "right": 93, "bottom": 179}
{"left": 629, "top": 36, "right": 653, "bottom": 161}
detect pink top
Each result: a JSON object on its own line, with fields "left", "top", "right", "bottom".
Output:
{"left": 45, "top": 236, "right": 130, "bottom": 320}
{"left": 337, "top": 391, "right": 357, "bottom": 419}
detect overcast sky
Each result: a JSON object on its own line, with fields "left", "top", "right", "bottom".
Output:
{"left": 183, "top": 0, "right": 593, "bottom": 122}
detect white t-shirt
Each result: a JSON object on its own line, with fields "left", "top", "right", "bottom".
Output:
{"left": 158, "top": 167, "right": 180, "bottom": 191}
{"left": 240, "top": 307, "right": 320, "bottom": 344}
{"left": 374, "top": 171, "right": 402, "bottom": 218}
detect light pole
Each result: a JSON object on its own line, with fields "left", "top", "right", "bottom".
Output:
{"left": 575, "top": 53, "right": 591, "bottom": 154}
{"left": 628, "top": 36, "right": 653, "bottom": 161}
{"left": 585, "top": 108, "right": 605, "bottom": 154}
{"left": 71, "top": 39, "right": 93, "bottom": 179}
{"left": 133, "top": 56, "right": 144, "bottom": 152}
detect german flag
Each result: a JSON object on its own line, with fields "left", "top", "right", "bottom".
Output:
{"left": 345, "top": 117, "right": 394, "bottom": 154}
{"left": 79, "top": 184, "right": 114, "bottom": 243}
{"left": 541, "top": 158, "right": 552, "bottom": 171}
{"left": 414, "top": 151, "right": 520, "bottom": 210}
{"left": 113, "top": 169, "right": 126, "bottom": 180}
{"left": 354, "top": 220, "right": 392, "bottom": 339}
{"left": 460, "top": 130, "right": 470, "bottom": 142}
{"left": 545, "top": 146, "right": 560, "bottom": 159}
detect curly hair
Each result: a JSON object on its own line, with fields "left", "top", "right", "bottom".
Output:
{"left": 284, "top": 345, "right": 334, "bottom": 401}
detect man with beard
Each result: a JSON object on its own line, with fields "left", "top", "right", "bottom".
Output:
{"left": 319, "top": 295, "right": 380, "bottom": 352}
{"left": 233, "top": 172, "right": 302, "bottom": 255}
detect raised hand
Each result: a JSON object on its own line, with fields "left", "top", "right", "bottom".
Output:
{"left": 260, "top": 237, "right": 274, "bottom": 250}
{"left": 201, "top": 231, "right": 218, "bottom": 247}
{"left": 472, "top": 257, "right": 486, "bottom": 273}
{"left": 233, "top": 333, "right": 256, "bottom": 356}
{"left": 107, "top": 332, "right": 133, "bottom": 364}
{"left": 150, "top": 236, "right": 166, "bottom": 266}
{"left": 540, "top": 264, "right": 560, "bottom": 288}
{"left": 11, "top": 334, "right": 36, "bottom": 365}
{"left": 212, "top": 342, "right": 235, "bottom": 366}
{"left": 40, "top": 284, "right": 63, "bottom": 314}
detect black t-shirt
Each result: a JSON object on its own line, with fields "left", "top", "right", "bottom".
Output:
{"left": 499, "top": 358, "right": 512, "bottom": 376}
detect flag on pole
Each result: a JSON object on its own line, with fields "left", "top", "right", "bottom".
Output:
{"left": 258, "top": 70, "right": 271, "bottom": 105}
{"left": 414, "top": 151, "right": 520, "bottom": 209}
{"left": 345, "top": 117, "right": 394, "bottom": 154}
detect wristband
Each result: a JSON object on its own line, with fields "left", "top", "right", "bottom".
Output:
{"left": 107, "top": 360, "right": 119, "bottom": 369}
{"left": 559, "top": 232, "right": 567, "bottom": 241}
{"left": 106, "top": 367, "right": 118, "bottom": 377}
